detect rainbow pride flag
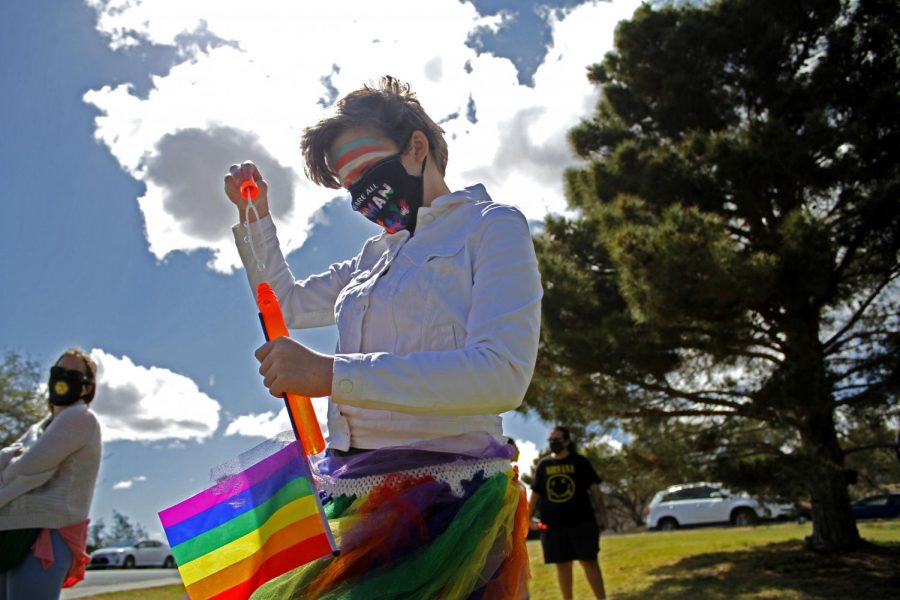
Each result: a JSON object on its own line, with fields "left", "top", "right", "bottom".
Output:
{"left": 159, "top": 439, "right": 336, "bottom": 599}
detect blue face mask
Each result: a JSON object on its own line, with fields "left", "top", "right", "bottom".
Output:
{"left": 348, "top": 155, "right": 426, "bottom": 234}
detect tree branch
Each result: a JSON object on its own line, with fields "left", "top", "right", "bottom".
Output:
{"left": 748, "top": 319, "right": 788, "bottom": 353}
{"left": 828, "top": 333, "right": 895, "bottom": 358}
{"left": 672, "top": 333, "right": 785, "bottom": 363}
{"left": 617, "top": 408, "right": 736, "bottom": 419}
{"left": 618, "top": 374, "right": 750, "bottom": 410}
{"left": 823, "top": 271, "right": 899, "bottom": 354}
{"left": 842, "top": 443, "right": 897, "bottom": 456}
{"left": 832, "top": 352, "right": 895, "bottom": 384}
{"left": 834, "top": 380, "right": 894, "bottom": 407}
{"left": 832, "top": 383, "right": 870, "bottom": 393}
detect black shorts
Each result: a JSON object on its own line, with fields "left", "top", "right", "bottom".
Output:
{"left": 540, "top": 520, "right": 600, "bottom": 563}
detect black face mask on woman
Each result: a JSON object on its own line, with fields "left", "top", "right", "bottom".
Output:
{"left": 348, "top": 155, "right": 426, "bottom": 235}
{"left": 48, "top": 366, "right": 90, "bottom": 406}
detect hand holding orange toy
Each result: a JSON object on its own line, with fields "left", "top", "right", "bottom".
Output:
{"left": 224, "top": 160, "right": 270, "bottom": 223}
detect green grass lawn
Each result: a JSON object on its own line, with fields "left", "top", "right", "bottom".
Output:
{"left": 529, "top": 520, "right": 900, "bottom": 599}
{"left": 77, "top": 521, "right": 899, "bottom": 599}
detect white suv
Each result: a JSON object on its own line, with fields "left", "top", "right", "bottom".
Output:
{"left": 646, "top": 482, "right": 794, "bottom": 531}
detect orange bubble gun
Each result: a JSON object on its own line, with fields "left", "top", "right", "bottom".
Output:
{"left": 256, "top": 282, "right": 326, "bottom": 455}
{"left": 241, "top": 178, "right": 259, "bottom": 201}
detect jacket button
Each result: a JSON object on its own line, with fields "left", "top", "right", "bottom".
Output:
{"left": 339, "top": 379, "right": 354, "bottom": 394}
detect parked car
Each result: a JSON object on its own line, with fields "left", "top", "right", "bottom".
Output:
{"left": 88, "top": 539, "right": 175, "bottom": 569}
{"left": 646, "top": 482, "right": 795, "bottom": 531}
{"left": 851, "top": 493, "right": 900, "bottom": 520}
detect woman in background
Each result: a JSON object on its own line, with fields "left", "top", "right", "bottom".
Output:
{"left": 0, "top": 348, "right": 102, "bottom": 600}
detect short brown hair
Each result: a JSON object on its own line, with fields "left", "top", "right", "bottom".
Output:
{"left": 56, "top": 347, "right": 98, "bottom": 404}
{"left": 301, "top": 76, "right": 448, "bottom": 189}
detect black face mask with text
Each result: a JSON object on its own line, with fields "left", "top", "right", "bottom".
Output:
{"left": 349, "top": 155, "right": 426, "bottom": 235}
{"left": 48, "top": 366, "right": 90, "bottom": 406}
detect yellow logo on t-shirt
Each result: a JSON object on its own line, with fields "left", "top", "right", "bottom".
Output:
{"left": 546, "top": 473, "right": 576, "bottom": 503}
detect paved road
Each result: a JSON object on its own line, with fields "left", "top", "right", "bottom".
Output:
{"left": 61, "top": 569, "right": 183, "bottom": 599}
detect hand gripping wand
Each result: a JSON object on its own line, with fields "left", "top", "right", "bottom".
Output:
{"left": 240, "top": 178, "right": 259, "bottom": 202}
{"left": 256, "top": 282, "right": 327, "bottom": 456}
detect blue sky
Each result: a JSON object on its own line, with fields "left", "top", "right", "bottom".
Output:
{"left": 1, "top": 0, "right": 637, "bottom": 538}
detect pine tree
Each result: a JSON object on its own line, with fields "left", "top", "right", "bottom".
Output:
{"left": 529, "top": 0, "right": 899, "bottom": 551}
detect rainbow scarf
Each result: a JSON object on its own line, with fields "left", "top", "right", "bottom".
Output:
{"left": 159, "top": 440, "right": 336, "bottom": 599}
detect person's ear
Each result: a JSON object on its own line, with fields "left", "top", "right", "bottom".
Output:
{"left": 405, "top": 130, "right": 429, "bottom": 165}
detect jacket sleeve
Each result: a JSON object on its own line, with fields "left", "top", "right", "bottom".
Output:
{"left": 0, "top": 439, "right": 25, "bottom": 472}
{"left": 233, "top": 215, "right": 357, "bottom": 328}
{"left": 331, "top": 207, "right": 542, "bottom": 416}
{"left": 0, "top": 410, "right": 96, "bottom": 509}
{"left": 0, "top": 469, "right": 56, "bottom": 509}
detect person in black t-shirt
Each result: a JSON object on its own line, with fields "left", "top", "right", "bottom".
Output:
{"left": 529, "top": 426, "right": 608, "bottom": 600}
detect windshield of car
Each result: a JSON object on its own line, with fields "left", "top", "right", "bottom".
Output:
{"left": 858, "top": 495, "right": 888, "bottom": 506}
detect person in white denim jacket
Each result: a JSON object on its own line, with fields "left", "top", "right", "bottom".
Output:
{"left": 225, "top": 77, "right": 542, "bottom": 597}
{"left": 225, "top": 77, "right": 542, "bottom": 452}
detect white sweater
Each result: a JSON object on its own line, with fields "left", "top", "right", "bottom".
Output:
{"left": 0, "top": 402, "right": 101, "bottom": 530}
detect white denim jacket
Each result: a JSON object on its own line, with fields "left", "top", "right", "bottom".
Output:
{"left": 234, "top": 184, "right": 542, "bottom": 450}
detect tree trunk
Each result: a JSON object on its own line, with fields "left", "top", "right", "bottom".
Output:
{"left": 790, "top": 315, "right": 861, "bottom": 552}
{"left": 802, "top": 417, "right": 861, "bottom": 552}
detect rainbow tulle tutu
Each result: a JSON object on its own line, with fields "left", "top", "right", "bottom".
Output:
{"left": 250, "top": 432, "right": 529, "bottom": 600}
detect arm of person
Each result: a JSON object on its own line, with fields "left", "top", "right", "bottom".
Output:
{"left": 0, "top": 437, "right": 27, "bottom": 472}
{"left": 0, "top": 409, "right": 96, "bottom": 485}
{"left": 0, "top": 412, "right": 96, "bottom": 509}
{"left": 589, "top": 483, "right": 609, "bottom": 531}
{"left": 331, "top": 208, "right": 542, "bottom": 415}
{"left": 0, "top": 448, "right": 15, "bottom": 472}
{"left": 528, "top": 490, "right": 542, "bottom": 530}
{"left": 227, "top": 161, "right": 356, "bottom": 329}
{"left": 0, "top": 469, "right": 56, "bottom": 509}
{"left": 234, "top": 215, "right": 359, "bottom": 328}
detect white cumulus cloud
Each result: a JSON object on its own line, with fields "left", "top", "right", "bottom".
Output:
{"left": 224, "top": 398, "right": 328, "bottom": 440}
{"left": 112, "top": 475, "right": 148, "bottom": 490}
{"left": 224, "top": 408, "right": 290, "bottom": 439}
{"left": 514, "top": 439, "right": 540, "bottom": 479}
{"left": 90, "top": 349, "right": 221, "bottom": 442}
{"left": 83, "top": 0, "right": 642, "bottom": 273}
